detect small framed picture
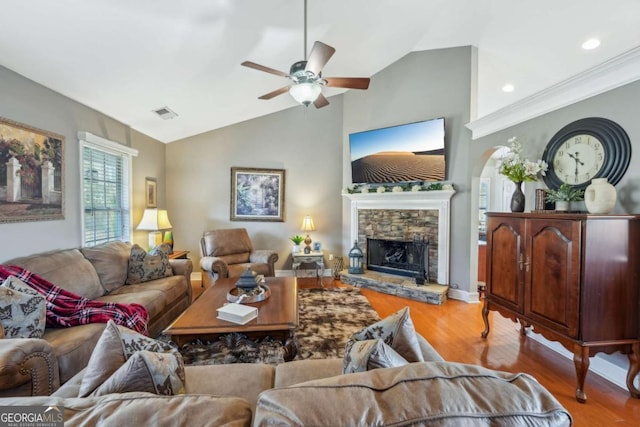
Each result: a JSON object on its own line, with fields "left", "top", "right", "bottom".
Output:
{"left": 313, "top": 242, "right": 321, "bottom": 251}
{"left": 145, "top": 177, "right": 157, "bottom": 208}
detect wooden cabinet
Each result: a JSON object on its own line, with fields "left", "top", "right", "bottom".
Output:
{"left": 482, "top": 212, "right": 640, "bottom": 403}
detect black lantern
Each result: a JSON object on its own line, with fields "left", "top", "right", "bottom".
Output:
{"left": 348, "top": 240, "right": 364, "bottom": 274}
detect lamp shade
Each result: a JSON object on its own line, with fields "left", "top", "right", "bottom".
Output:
{"left": 136, "top": 209, "right": 172, "bottom": 231}
{"left": 300, "top": 215, "right": 315, "bottom": 232}
{"left": 289, "top": 83, "right": 322, "bottom": 106}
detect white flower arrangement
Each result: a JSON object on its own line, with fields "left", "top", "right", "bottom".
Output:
{"left": 391, "top": 186, "right": 403, "bottom": 192}
{"left": 376, "top": 186, "right": 386, "bottom": 193}
{"left": 498, "top": 137, "right": 548, "bottom": 183}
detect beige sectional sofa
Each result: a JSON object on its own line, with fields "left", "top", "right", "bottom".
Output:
{"left": 0, "top": 335, "right": 572, "bottom": 426}
{"left": 0, "top": 241, "right": 193, "bottom": 397}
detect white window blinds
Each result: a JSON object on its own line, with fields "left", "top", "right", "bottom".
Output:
{"left": 79, "top": 132, "right": 138, "bottom": 247}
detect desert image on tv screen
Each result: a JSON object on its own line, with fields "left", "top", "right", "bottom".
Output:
{"left": 349, "top": 119, "right": 445, "bottom": 184}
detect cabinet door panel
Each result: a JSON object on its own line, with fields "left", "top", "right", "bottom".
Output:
{"left": 487, "top": 217, "right": 524, "bottom": 313}
{"left": 526, "top": 219, "right": 581, "bottom": 337}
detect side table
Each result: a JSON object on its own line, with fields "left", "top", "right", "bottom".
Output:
{"left": 168, "top": 250, "right": 189, "bottom": 260}
{"left": 292, "top": 251, "right": 325, "bottom": 284}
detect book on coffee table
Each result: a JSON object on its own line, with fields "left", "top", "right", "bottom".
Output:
{"left": 216, "top": 303, "right": 258, "bottom": 325}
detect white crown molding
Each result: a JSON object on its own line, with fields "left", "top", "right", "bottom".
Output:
{"left": 466, "top": 46, "right": 640, "bottom": 140}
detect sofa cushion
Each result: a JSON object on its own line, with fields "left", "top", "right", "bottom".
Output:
{"left": 78, "top": 320, "right": 175, "bottom": 397}
{"left": 346, "top": 306, "right": 424, "bottom": 363}
{"left": 255, "top": 362, "right": 573, "bottom": 427}
{"left": 126, "top": 244, "right": 173, "bottom": 285}
{"left": 0, "top": 276, "right": 46, "bottom": 338}
{"left": 7, "top": 249, "right": 105, "bottom": 299}
{"left": 91, "top": 350, "right": 185, "bottom": 396}
{"left": 342, "top": 339, "right": 408, "bottom": 374}
{"left": 44, "top": 323, "right": 107, "bottom": 384}
{"left": 81, "top": 241, "right": 132, "bottom": 292}
{"left": 97, "top": 275, "right": 187, "bottom": 321}
{"left": 0, "top": 393, "right": 253, "bottom": 427}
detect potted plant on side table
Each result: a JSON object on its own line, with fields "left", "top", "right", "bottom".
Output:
{"left": 545, "top": 184, "right": 585, "bottom": 212}
{"left": 290, "top": 235, "right": 304, "bottom": 253}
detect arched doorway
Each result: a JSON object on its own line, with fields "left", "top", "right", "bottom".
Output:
{"left": 468, "top": 145, "right": 512, "bottom": 301}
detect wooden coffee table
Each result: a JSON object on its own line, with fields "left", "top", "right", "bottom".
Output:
{"left": 163, "top": 276, "right": 299, "bottom": 361}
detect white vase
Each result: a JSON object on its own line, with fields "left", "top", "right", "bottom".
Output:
{"left": 584, "top": 178, "right": 616, "bottom": 214}
{"left": 292, "top": 244, "right": 301, "bottom": 254}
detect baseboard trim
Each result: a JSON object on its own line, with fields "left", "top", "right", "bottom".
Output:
{"left": 527, "top": 330, "right": 632, "bottom": 392}
{"left": 447, "top": 288, "right": 481, "bottom": 303}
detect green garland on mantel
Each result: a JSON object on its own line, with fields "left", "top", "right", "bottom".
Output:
{"left": 345, "top": 182, "right": 455, "bottom": 194}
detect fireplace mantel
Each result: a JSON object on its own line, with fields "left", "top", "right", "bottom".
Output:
{"left": 343, "top": 189, "right": 455, "bottom": 284}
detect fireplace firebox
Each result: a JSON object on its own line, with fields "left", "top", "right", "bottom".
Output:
{"left": 366, "top": 237, "right": 430, "bottom": 283}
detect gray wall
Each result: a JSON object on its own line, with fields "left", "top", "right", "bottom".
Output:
{"left": 0, "top": 65, "right": 167, "bottom": 262}
{"left": 471, "top": 79, "right": 640, "bottom": 214}
{"left": 165, "top": 97, "right": 344, "bottom": 271}
{"left": 342, "top": 47, "right": 475, "bottom": 293}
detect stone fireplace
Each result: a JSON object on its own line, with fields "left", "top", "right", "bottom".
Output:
{"left": 341, "top": 190, "right": 455, "bottom": 303}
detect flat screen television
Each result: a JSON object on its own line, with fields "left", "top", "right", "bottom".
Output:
{"left": 349, "top": 117, "right": 446, "bottom": 184}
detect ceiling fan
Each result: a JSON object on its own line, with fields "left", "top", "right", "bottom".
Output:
{"left": 241, "top": 0, "right": 370, "bottom": 108}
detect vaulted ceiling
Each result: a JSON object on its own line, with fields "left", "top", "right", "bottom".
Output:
{"left": 2, "top": 0, "right": 639, "bottom": 142}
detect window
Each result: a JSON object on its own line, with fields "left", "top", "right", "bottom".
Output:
{"left": 79, "top": 132, "right": 138, "bottom": 247}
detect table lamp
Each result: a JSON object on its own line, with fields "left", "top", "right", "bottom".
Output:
{"left": 300, "top": 215, "right": 315, "bottom": 254}
{"left": 136, "top": 208, "right": 172, "bottom": 250}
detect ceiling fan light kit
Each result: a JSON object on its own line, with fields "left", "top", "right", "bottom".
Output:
{"left": 289, "top": 82, "right": 322, "bottom": 106}
{"left": 241, "top": 0, "right": 370, "bottom": 109}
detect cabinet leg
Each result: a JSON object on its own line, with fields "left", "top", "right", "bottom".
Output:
{"left": 573, "top": 346, "right": 589, "bottom": 403}
{"left": 518, "top": 319, "right": 531, "bottom": 337}
{"left": 627, "top": 342, "right": 640, "bottom": 399}
{"left": 481, "top": 299, "right": 490, "bottom": 338}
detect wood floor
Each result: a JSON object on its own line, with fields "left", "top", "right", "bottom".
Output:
{"left": 298, "top": 278, "right": 640, "bottom": 427}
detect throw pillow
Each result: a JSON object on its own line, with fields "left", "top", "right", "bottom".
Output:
{"left": 81, "top": 241, "right": 132, "bottom": 292}
{"left": 91, "top": 350, "right": 185, "bottom": 396}
{"left": 343, "top": 339, "right": 409, "bottom": 374}
{"left": 0, "top": 276, "right": 46, "bottom": 338}
{"left": 126, "top": 244, "right": 173, "bottom": 285}
{"left": 345, "top": 307, "right": 424, "bottom": 364}
{"left": 78, "top": 320, "right": 177, "bottom": 397}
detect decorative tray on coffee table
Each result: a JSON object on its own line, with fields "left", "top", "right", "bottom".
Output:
{"left": 226, "top": 284, "right": 271, "bottom": 303}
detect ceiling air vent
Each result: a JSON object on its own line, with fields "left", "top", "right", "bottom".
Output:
{"left": 152, "top": 106, "right": 178, "bottom": 120}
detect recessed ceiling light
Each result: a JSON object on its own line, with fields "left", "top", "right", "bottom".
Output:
{"left": 502, "top": 84, "right": 514, "bottom": 93}
{"left": 582, "top": 38, "right": 601, "bottom": 50}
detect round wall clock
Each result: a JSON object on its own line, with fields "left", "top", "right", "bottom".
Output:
{"left": 542, "top": 117, "right": 631, "bottom": 190}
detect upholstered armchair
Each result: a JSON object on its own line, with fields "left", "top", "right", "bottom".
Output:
{"left": 199, "top": 228, "right": 279, "bottom": 287}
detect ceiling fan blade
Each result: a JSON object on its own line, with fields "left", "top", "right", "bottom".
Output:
{"left": 258, "top": 86, "right": 290, "bottom": 100}
{"left": 313, "top": 93, "right": 329, "bottom": 108}
{"left": 241, "top": 61, "right": 289, "bottom": 78}
{"left": 305, "top": 41, "right": 335, "bottom": 76}
{"left": 325, "top": 77, "right": 370, "bottom": 90}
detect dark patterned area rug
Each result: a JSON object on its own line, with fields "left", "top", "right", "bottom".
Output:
{"left": 178, "top": 287, "right": 380, "bottom": 366}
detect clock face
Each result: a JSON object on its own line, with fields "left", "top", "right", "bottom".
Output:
{"left": 542, "top": 118, "right": 631, "bottom": 191}
{"left": 552, "top": 134, "right": 605, "bottom": 185}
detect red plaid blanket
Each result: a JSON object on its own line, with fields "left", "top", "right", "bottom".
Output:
{"left": 0, "top": 265, "right": 148, "bottom": 335}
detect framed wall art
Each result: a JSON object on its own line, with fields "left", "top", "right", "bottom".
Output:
{"left": 231, "top": 167, "right": 285, "bottom": 222}
{"left": 145, "top": 177, "right": 157, "bottom": 208}
{"left": 0, "top": 116, "right": 64, "bottom": 223}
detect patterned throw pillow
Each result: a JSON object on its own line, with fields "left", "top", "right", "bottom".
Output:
{"left": 344, "top": 307, "right": 424, "bottom": 371}
{"left": 0, "top": 276, "right": 46, "bottom": 338}
{"left": 91, "top": 350, "right": 185, "bottom": 396}
{"left": 78, "top": 320, "right": 183, "bottom": 397}
{"left": 343, "top": 339, "right": 409, "bottom": 374}
{"left": 126, "top": 244, "right": 173, "bottom": 285}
